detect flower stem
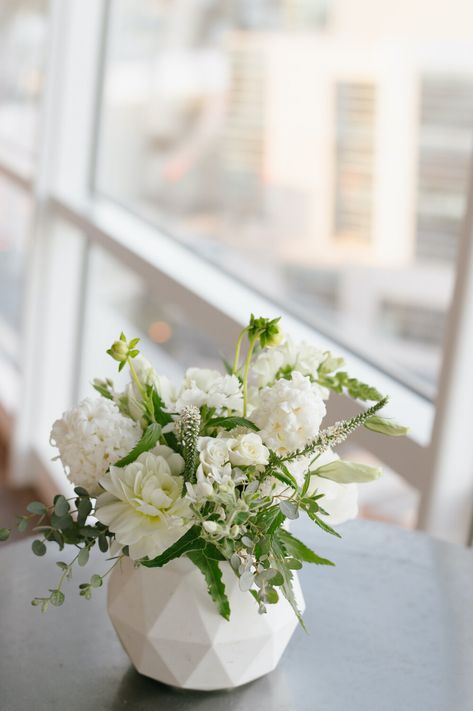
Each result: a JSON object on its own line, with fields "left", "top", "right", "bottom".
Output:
{"left": 242, "top": 336, "right": 257, "bottom": 417}
{"left": 232, "top": 327, "right": 247, "bottom": 374}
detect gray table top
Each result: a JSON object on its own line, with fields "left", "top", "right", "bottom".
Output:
{"left": 1, "top": 519, "right": 472, "bottom": 711}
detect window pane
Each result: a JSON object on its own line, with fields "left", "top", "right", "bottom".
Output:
{"left": 0, "top": 0, "right": 48, "bottom": 155}
{"left": 0, "top": 175, "right": 32, "bottom": 364}
{"left": 96, "top": 0, "right": 471, "bottom": 395}
{"left": 80, "top": 246, "right": 226, "bottom": 398}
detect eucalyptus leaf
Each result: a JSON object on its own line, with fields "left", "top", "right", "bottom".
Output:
{"left": 50, "top": 590, "right": 65, "bottom": 607}
{"left": 0, "top": 528, "right": 10, "bottom": 542}
{"left": 54, "top": 495, "right": 70, "bottom": 517}
{"left": 32, "top": 539, "right": 47, "bottom": 556}
{"left": 27, "top": 501, "right": 48, "bottom": 516}
{"left": 279, "top": 500, "right": 299, "bottom": 520}
{"left": 314, "top": 460, "right": 382, "bottom": 484}
{"left": 78, "top": 548, "right": 90, "bottom": 567}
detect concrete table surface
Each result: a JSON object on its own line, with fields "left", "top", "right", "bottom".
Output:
{"left": 1, "top": 519, "right": 472, "bottom": 711}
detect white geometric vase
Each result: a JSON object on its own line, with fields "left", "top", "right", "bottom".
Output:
{"left": 107, "top": 556, "right": 305, "bottom": 691}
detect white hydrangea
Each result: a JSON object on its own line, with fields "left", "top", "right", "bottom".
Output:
{"left": 251, "top": 372, "right": 326, "bottom": 455}
{"left": 96, "top": 451, "right": 190, "bottom": 560}
{"left": 50, "top": 397, "right": 142, "bottom": 495}
{"left": 281, "top": 338, "right": 326, "bottom": 379}
{"left": 174, "top": 367, "right": 243, "bottom": 414}
{"left": 250, "top": 337, "right": 326, "bottom": 389}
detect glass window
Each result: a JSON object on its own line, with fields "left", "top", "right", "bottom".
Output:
{"left": 96, "top": 0, "right": 472, "bottom": 395}
{"left": 0, "top": 175, "right": 32, "bottom": 364}
{"left": 80, "top": 246, "right": 227, "bottom": 399}
{"left": 0, "top": 0, "right": 48, "bottom": 156}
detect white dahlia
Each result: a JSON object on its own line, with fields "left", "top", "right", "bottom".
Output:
{"left": 251, "top": 371, "right": 326, "bottom": 455}
{"left": 50, "top": 397, "right": 141, "bottom": 495}
{"left": 96, "top": 451, "right": 190, "bottom": 560}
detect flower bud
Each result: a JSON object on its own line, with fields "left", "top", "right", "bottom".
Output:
{"left": 203, "top": 521, "right": 219, "bottom": 534}
{"left": 265, "top": 326, "right": 284, "bottom": 347}
{"left": 107, "top": 339, "right": 129, "bottom": 363}
{"left": 230, "top": 525, "right": 240, "bottom": 538}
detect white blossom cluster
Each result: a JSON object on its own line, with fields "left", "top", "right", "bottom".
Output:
{"left": 49, "top": 335, "right": 363, "bottom": 563}
{"left": 50, "top": 397, "right": 141, "bottom": 495}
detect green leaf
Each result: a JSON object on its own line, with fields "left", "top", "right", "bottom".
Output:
{"left": 27, "top": 501, "right": 48, "bottom": 516}
{"left": 187, "top": 549, "right": 230, "bottom": 621}
{"left": 141, "top": 526, "right": 205, "bottom": 568}
{"left": 54, "top": 495, "right": 70, "bottom": 517}
{"left": 114, "top": 423, "right": 162, "bottom": 467}
{"left": 364, "top": 416, "right": 409, "bottom": 437}
{"left": 314, "top": 460, "right": 382, "bottom": 485}
{"left": 0, "top": 528, "right": 10, "bottom": 541}
{"left": 50, "top": 590, "right": 65, "bottom": 607}
{"left": 92, "top": 381, "right": 114, "bottom": 400}
{"left": 206, "top": 416, "right": 259, "bottom": 432}
{"left": 276, "top": 529, "right": 335, "bottom": 566}
{"left": 78, "top": 548, "right": 90, "bottom": 567}
{"left": 98, "top": 534, "right": 109, "bottom": 553}
{"left": 271, "top": 536, "right": 305, "bottom": 629}
{"left": 279, "top": 500, "right": 299, "bottom": 520}
{"left": 50, "top": 513, "right": 74, "bottom": 530}
{"left": 32, "top": 539, "right": 47, "bottom": 556}
{"left": 74, "top": 486, "right": 89, "bottom": 497}
{"left": 272, "top": 464, "right": 299, "bottom": 490}
{"left": 255, "top": 505, "right": 285, "bottom": 536}
{"left": 263, "top": 587, "right": 279, "bottom": 604}
{"left": 17, "top": 516, "right": 29, "bottom": 533}
{"left": 90, "top": 574, "right": 103, "bottom": 588}
{"left": 77, "top": 497, "right": 93, "bottom": 526}
{"left": 151, "top": 390, "right": 173, "bottom": 426}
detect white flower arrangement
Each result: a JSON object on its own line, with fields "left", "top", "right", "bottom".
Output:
{"left": 0, "top": 315, "right": 407, "bottom": 621}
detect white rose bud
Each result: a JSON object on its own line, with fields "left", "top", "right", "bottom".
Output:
{"left": 227, "top": 433, "right": 270, "bottom": 467}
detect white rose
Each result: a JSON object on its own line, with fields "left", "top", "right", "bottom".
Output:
{"left": 227, "top": 433, "right": 269, "bottom": 467}
{"left": 198, "top": 437, "right": 231, "bottom": 474}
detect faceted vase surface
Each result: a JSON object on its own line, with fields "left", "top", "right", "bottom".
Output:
{"left": 107, "top": 556, "right": 305, "bottom": 691}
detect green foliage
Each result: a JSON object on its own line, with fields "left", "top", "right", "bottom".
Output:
{"left": 187, "top": 549, "right": 230, "bottom": 621}
{"left": 206, "top": 416, "right": 259, "bottom": 432}
{"left": 364, "top": 416, "right": 409, "bottom": 437}
{"left": 276, "top": 529, "right": 334, "bottom": 566}
{"left": 317, "top": 370, "right": 383, "bottom": 402}
{"left": 141, "top": 526, "right": 205, "bottom": 568}
{"left": 114, "top": 423, "right": 161, "bottom": 467}
{"left": 50, "top": 590, "right": 65, "bottom": 607}
{"left": 314, "top": 460, "right": 382, "bottom": 484}
{"left": 279, "top": 500, "right": 299, "bottom": 520}
{"left": 32, "top": 539, "right": 47, "bottom": 556}
{"left": 92, "top": 378, "right": 114, "bottom": 400}
{"left": 0, "top": 527, "right": 10, "bottom": 541}
{"left": 54, "top": 495, "right": 70, "bottom": 517}
{"left": 247, "top": 314, "right": 283, "bottom": 348}
{"left": 27, "top": 501, "right": 48, "bottom": 516}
